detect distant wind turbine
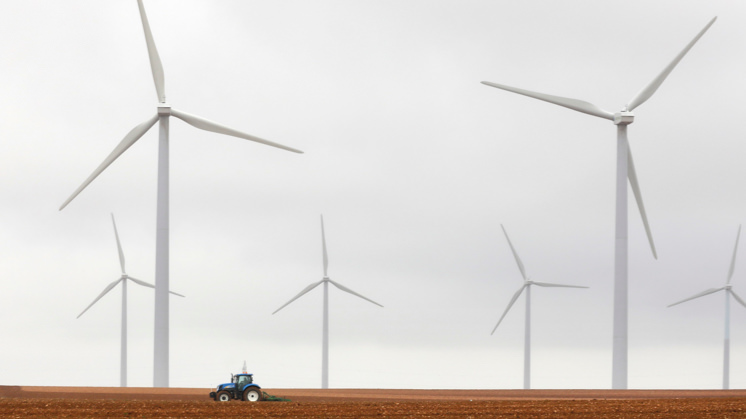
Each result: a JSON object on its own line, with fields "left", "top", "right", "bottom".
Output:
{"left": 668, "top": 225, "right": 746, "bottom": 390}
{"left": 482, "top": 17, "right": 716, "bottom": 389}
{"left": 59, "top": 0, "right": 301, "bottom": 387}
{"left": 273, "top": 216, "right": 383, "bottom": 389}
{"left": 492, "top": 225, "right": 587, "bottom": 389}
{"left": 77, "top": 214, "right": 184, "bottom": 387}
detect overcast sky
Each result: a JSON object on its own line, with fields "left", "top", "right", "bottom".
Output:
{"left": 2, "top": 0, "right": 746, "bottom": 390}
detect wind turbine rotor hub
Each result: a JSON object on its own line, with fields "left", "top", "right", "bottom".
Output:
{"left": 157, "top": 104, "right": 172, "bottom": 116}
{"left": 613, "top": 111, "right": 634, "bottom": 126}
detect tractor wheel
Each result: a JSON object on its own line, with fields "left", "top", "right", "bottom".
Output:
{"left": 216, "top": 391, "right": 232, "bottom": 402}
{"left": 243, "top": 388, "right": 263, "bottom": 402}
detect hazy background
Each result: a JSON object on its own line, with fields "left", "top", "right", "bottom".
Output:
{"left": 2, "top": 0, "right": 746, "bottom": 389}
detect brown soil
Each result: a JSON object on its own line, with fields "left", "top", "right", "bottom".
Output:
{"left": 0, "top": 386, "right": 744, "bottom": 418}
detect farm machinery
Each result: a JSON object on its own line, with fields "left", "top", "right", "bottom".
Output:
{"left": 209, "top": 370, "right": 290, "bottom": 402}
{"left": 210, "top": 373, "right": 263, "bottom": 402}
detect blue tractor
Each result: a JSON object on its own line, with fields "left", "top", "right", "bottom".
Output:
{"left": 210, "top": 373, "right": 263, "bottom": 402}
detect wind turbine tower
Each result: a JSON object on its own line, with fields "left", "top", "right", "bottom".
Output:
{"left": 492, "top": 225, "right": 587, "bottom": 389}
{"left": 482, "top": 17, "right": 716, "bottom": 389}
{"left": 273, "top": 216, "right": 383, "bottom": 388}
{"left": 60, "top": 0, "right": 301, "bottom": 387}
{"left": 77, "top": 214, "right": 184, "bottom": 387}
{"left": 668, "top": 225, "right": 746, "bottom": 389}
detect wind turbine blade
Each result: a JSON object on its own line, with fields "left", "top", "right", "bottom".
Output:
{"left": 170, "top": 108, "right": 303, "bottom": 154}
{"left": 136, "top": 0, "right": 166, "bottom": 103}
{"left": 667, "top": 287, "right": 726, "bottom": 307}
{"left": 627, "top": 142, "right": 657, "bottom": 259}
{"left": 128, "top": 276, "right": 185, "bottom": 297}
{"left": 531, "top": 281, "right": 588, "bottom": 289}
{"left": 481, "top": 81, "right": 614, "bottom": 120}
{"left": 272, "top": 280, "right": 324, "bottom": 314}
{"left": 321, "top": 215, "right": 329, "bottom": 277}
{"left": 127, "top": 276, "right": 154, "bottom": 289}
{"left": 111, "top": 214, "right": 126, "bottom": 274}
{"left": 77, "top": 278, "right": 124, "bottom": 319}
{"left": 501, "top": 224, "right": 527, "bottom": 281}
{"left": 626, "top": 17, "right": 716, "bottom": 111}
{"left": 59, "top": 114, "right": 159, "bottom": 210}
{"left": 328, "top": 279, "right": 383, "bottom": 307}
{"left": 727, "top": 225, "right": 741, "bottom": 284}
{"left": 491, "top": 285, "right": 526, "bottom": 335}
{"left": 730, "top": 290, "right": 746, "bottom": 309}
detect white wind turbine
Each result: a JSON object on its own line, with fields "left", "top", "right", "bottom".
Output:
{"left": 273, "top": 216, "right": 383, "bottom": 389}
{"left": 59, "top": 0, "right": 301, "bottom": 387}
{"left": 77, "top": 214, "right": 184, "bottom": 387}
{"left": 492, "top": 225, "right": 587, "bottom": 389}
{"left": 482, "top": 17, "right": 716, "bottom": 389}
{"left": 668, "top": 225, "right": 746, "bottom": 390}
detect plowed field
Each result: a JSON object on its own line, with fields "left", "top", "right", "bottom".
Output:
{"left": 1, "top": 386, "right": 744, "bottom": 418}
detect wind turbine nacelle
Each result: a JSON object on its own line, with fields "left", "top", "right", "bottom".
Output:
{"left": 613, "top": 111, "right": 634, "bottom": 125}
{"left": 157, "top": 104, "right": 172, "bottom": 116}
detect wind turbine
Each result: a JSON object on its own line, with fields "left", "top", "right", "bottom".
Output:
{"left": 492, "top": 225, "right": 587, "bottom": 389}
{"left": 59, "top": 0, "right": 302, "bottom": 387}
{"left": 273, "top": 216, "right": 383, "bottom": 389}
{"left": 668, "top": 225, "right": 746, "bottom": 390}
{"left": 77, "top": 214, "right": 184, "bottom": 387}
{"left": 481, "top": 17, "right": 716, "bottom": 389}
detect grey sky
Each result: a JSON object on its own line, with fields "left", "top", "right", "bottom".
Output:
{"left": 2, "top": 0, "right": 746, "bottom": 389}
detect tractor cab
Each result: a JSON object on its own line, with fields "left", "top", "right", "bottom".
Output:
{"left": 233, "top": 373, "right": 253, "bottom": 389}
